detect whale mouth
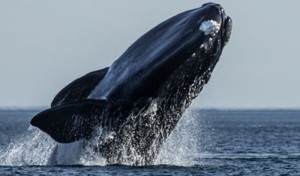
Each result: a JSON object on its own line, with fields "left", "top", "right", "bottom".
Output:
{"left": 222, "top": 16, "right": 232, "bottom": 47}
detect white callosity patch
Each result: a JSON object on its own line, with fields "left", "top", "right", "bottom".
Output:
{"left": 199, "top": 20, "right": 221, "bottom": 36}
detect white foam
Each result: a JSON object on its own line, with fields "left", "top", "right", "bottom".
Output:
{"left": 0, "top": 110, "right": 207, "bottom": 167}
{"left": 155, "top": 110, "right": 205, "bottom": 166}
{"left": 0, "top": 128, "right": 56, "bottom": 166}
{"left": 0, "top": 126, "right": 107, "bottom": 166}
{"left": 199, "top": 20, "right": 220, "bottom": 35}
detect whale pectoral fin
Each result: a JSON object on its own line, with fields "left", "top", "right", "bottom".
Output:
{"left": 51, "top": 67, "right": 109, "bottom": 107}
{"left": 31, "top": 99, "right": 107, "bottom": 143}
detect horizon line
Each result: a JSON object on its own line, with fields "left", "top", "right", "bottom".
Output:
{"left": 0, "top": 106, "right": 300, "bottom": 111}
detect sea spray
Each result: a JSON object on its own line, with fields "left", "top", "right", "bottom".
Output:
{"left": 76, "top": 107, "right": 205, "bottom": 166}
{"left": 155, "top": 110, "right": 204, "bottom": 166}
{"left": 0, "top": 127, "right": 56, "bottom": 166}
{"left": 0, "top": 125, "right": 107, "bottom": 166}
{"left": 0, "top": 109, "right": 207, "bottom": 166}
{"left": 48, "top": 141, "right": 83, "bottom": 165}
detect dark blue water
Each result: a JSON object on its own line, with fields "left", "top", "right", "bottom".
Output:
{"left": 0, "top": 109, "right": 300, "bottom": 175}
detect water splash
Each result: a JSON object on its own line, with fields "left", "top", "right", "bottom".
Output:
{"left": 0, "top": 109, "right": 205, "bottom": 166}
{"left": 155, "top": 110, "right": 203, "bottom": 166}
{"left": 0, "top": 127, "right": 56, "bottom": 166}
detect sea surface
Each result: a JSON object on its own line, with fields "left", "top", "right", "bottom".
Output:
{"left": 0, "top": 109, "right": 300, "bottom": 175}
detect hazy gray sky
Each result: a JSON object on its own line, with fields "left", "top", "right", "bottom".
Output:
{"left": 0, "top": 1, "right": 299, "bottom": 108}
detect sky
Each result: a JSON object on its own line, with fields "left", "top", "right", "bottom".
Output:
{"left": 0, "top": 1, "right": 299, "bottom": 109}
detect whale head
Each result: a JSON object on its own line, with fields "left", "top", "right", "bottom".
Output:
{"left": 91, "top": 2, "right": 232, "bottom": 104}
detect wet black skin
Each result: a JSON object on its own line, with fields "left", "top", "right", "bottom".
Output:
{"left": 31, "top": 3, "right": 232, "bottom": 165}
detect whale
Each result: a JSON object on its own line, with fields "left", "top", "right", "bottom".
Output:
{"left": 31, "top": 3, "right": 232, "bottom": 165}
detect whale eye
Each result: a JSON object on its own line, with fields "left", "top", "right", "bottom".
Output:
{"left": 199, "top": 20, "right": 221, "bottom": 36}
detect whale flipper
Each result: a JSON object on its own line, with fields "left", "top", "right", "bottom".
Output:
{"left": 31, "top": 99, "right": 107, "bottom": 143}
{"left": 51, "top": 67, "right": 109, "bottom": 107}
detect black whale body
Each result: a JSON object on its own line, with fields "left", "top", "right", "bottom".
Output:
{"left": 31, "top": 3, "right": 232, "bottom": 165}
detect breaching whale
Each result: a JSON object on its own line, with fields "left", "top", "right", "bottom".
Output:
{"left": 31, "top": 3, "right": 232, "bottom": 165}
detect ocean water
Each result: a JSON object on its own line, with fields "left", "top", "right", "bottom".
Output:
{"left": 0, "top": 109, "right": 300, "bottom": 175}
